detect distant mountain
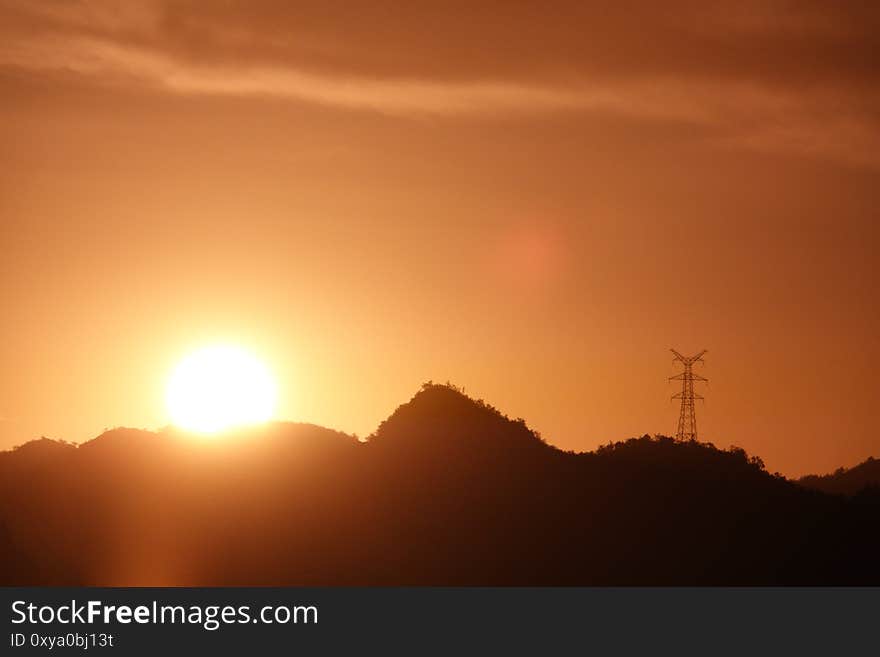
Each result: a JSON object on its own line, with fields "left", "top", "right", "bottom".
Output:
{"left": 1, "top": 383, "right": 878, "bottom": 585}
{"left": 799, "top": 457, "right": 880, "bottom": 496}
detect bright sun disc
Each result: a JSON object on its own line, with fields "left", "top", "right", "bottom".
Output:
{"left": 166, "top": 345, "right": 277, "bottom": 433}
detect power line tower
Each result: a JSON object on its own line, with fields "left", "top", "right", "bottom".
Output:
{"left": 670, "top": 349, "right": 707, "bottom": 441}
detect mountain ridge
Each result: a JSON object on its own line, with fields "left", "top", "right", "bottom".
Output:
{"left": 799, "top": 456, "right": 880, "bottom": 496}
{"left": 1, "top": 383, "right": 878, "bottom": 586}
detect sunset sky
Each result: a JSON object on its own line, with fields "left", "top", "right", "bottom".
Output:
{"left": 1, "top": 1, "right": 878, "bottom": 476}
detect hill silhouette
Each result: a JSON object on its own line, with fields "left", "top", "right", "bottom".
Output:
{"left": 799, "top": 456, "right": 880, "bottom": 498}
{"left": 1, "top": 383, "right": 878, "bottom": 585}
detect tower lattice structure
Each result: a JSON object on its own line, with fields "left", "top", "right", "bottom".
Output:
{"left": 669, "top": 349, "right": 707, "bottom": 441}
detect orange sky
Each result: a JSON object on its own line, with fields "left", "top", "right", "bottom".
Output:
{"left": 1, "top": 1, "right": 878, "bottom": 476}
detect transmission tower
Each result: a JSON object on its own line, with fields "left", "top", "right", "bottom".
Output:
{"left": 669, "top": 349, "right": 707, "bottom": 441}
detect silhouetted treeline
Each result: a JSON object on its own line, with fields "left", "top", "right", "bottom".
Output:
{"left": 1, "top": 383, "right": 878, "bottom": 585}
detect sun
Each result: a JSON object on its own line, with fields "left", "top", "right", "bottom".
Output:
{"left": 166, "top": 345, "right": 278, "bottom": 434}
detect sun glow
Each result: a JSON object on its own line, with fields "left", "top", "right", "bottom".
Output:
{"left": 166, "top": 345, "right": 278, "bottom": 434}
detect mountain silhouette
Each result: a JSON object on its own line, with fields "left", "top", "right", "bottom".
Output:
{"left": 799, "top": 456, "right": 880, "bottom": 498}
{"left": 1, "top": 383, "right": 878, "bottom": 585}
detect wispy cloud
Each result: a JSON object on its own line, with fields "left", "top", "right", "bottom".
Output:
{"left": 0, "top": 35, "right": 607, "bottom": 115}
{"left": 1, "top": 0, "right": 879, "bottom": 168}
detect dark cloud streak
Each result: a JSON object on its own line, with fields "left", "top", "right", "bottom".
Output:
{"left": 1, "top": 0, "right": 879, "bottom": 167}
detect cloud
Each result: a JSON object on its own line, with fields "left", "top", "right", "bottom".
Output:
{"left": 0, "top": 35, "right": 606, "bottom": 115}
{"left": 1, "top": 0, "right": 879, "bottom": 167}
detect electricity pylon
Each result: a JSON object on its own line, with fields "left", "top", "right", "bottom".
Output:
{"left": 670, "top": 349, "right": 707, "bottom": 441}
